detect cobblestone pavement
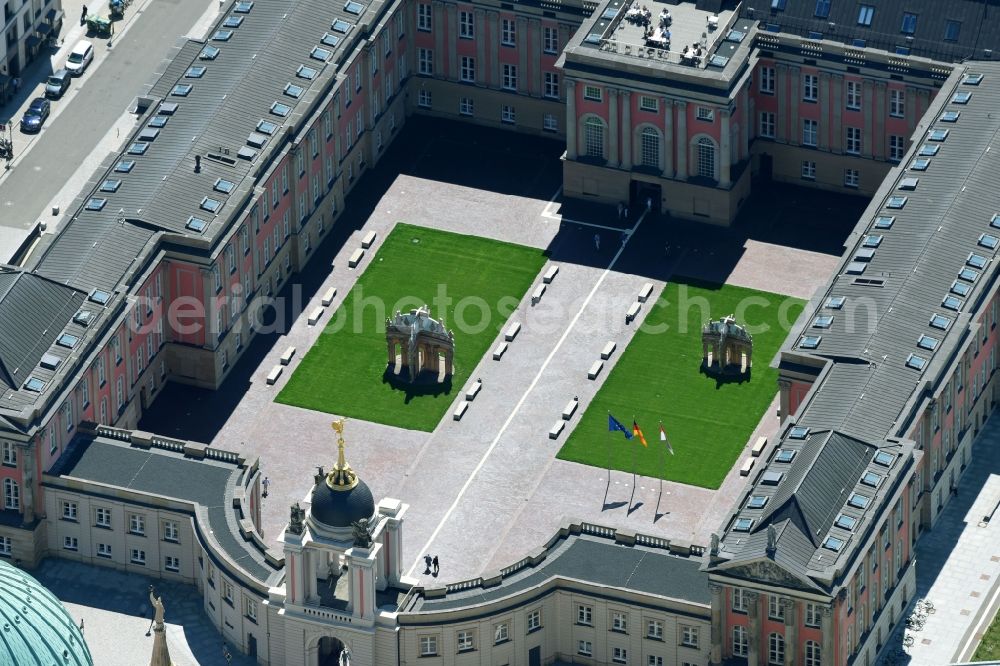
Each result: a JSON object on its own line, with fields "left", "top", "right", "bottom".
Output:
{"left": 33, "top": 558, "right": 255, "bottom": 666}
{"left": 897, "top": 414, "right": 1000, "bottom": 665}
{"left": 140, "top": 118, "right": 857, "bottom": 590}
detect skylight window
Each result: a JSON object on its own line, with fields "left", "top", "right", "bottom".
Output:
{"left": 138, "top": 128, "right": 160, "bottom": 142}
{"left": 332, "top": 18, "right": 352, "bottom": 33}
{"left": 56, "top": 333, "right": 79, "bottom": 349}
{"left": 862, "top": 234, "right": 883, "bottom": 248}
{"left": 959, "top": 267, "right": 979, "bottom": 282}
{"left": 344, "top": 0, "right": 364, "bottom": 13}
{"left": 284, "top": 83, "right": 304, "bottom": 98}
{"left": 979, "top": 233, "right": 999, "bottom": 250}
{"left": 886, "top": 196, "right": 907, "bottom": 209}
{"left": 85, "top": 197, "right": 107, "bottom": 211}
{"left": 73, "top": 310, "right": 94, "bottom": 326}
{"left": 246, "top": 132, "right": 268, "bottom": 148}
{"left": 213, "top": 29, "right": 233, "bottom": 41}
{"left": 940, "top": 111, "right": 961, "bottom": 122}
{"left": 812, "top": 315, "right": 833, "bottom": 329}
{"left": 214, "top": 178, "right": 235, "bottom": 194}
{"left": 848, "top": 492, "right": 870, "bottom": 509}
{"left": 297, "top": 65, "right": 318, "bottom": 80}
{"left": 237, "top": 146, "right": 257, "bottom": 161}
{"left": 834, "top": 514, "right": 858, "bottom": 531}
{"left": 171, "top": 83, "right": 193, "bottom": 97}
{"left": 846, "top": 261, "right": 867, "bottom": 275}
{"left": 861, "top": 471, "right": 883, "bottom": 487}
{"left": 746, "top": 495, "right": 768, "bottom": 509}
{"left": 918, "top": 144, "right": 939, "bottom": 156}
{"left": 928, "top": 129, "right": 949, "bottom": 141}
{"left": 775, "top": 449, "right": 796, "bottom": 463}
{"left": 905, "top": 353, "right": 927, "bottom": 370}
{"left": 148, "top": 115, "right": 168, "bottom": 128}
{"left": 200, "top": 45, "right": 220, "bottom": 60}
{"left": 798, "top": 335, "right": 821, "bottom": 350}
{"left": 223, "top": 15, "right": 244, "bottom": 28}
{"left": 964, "top": 73, "right": 984, "bottom": 86}
{"left": 158, "top": 102, "right": 178, "bottom": 115}
{"left": 968, "top": 253, "right": 988, "bottom": 269}
{"left": 23, "top": 377, "right": 45, "bottom": 392}
{"left": 200, "top": 197, "right": 222, "bottom": 213}
{"left": 234, "top": 0, "right": 253, "bottom": 12}
{"left": 873, "top": 216, "right": 895, "bottom": 229}
{"left": 185, "top": 65, "right": 206, "bottom": 78}
{"left": 910, "top": 157, "right": 930, "bottom": 171}
{"left": 942, "top": 295, "right": 962, "bottom": 311}
{"left": 992, "top": 214, "right": 1000, "bottom": 230}
{"left": 950, "top": 281, "right": 970, "bottom": 297}
{"left": 321, "top": 32, "right": 340, "bottom": 47}
{"left": 40, "top": 353, "right": 60, "bottom": 370}
{"left": 930, "top": 314, "right": 951, "bottom": 330}
{"left": 917, "top": 334, "right": 938, "bottom": 351}
{"left": 952, "top": 91, "right": 972, "bottom": 104}
{"left": 825, "top": 295, "right": 846, "bottom": 309}
{"left": 271, "top": 101, "right": 291, "bottom": 117}
{"left": 854, "top": 248, "right": 876, "bottom": 262}
{"left": 707, "top": 54, "right": 730, "bottom": 68}
{"left": 733, "top": 518, "right": 754, "bottom": 532}
{"left": 256, "top": 120, "right": 278, "bottom": 135}
{"left": 788, "top": 425, "right": 810, "bottom": 440}
{"left": 127, "top": 142, "right": 149, "bottom": 155}
{"left": 89, "top": 289, "right": 111, "bottom": 305}
{"left": 874, "top": 451, "right": 896, "bottom": 467}
{"left": 898, "top": 177, "right": 919, "bottom": 191}
{"left": 311, "top": 46, "right": 332, "bottom": 62}
{"left": 822, "top": 535, "right": 844, "bottom": 552}
{"left": 761, "top": 471, "right": 784, "bottom": 485}
{"left": 186, "top": 216, "right": 207, "bottom": 233}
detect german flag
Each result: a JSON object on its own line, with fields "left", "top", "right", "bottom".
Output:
{"left": 632, "top": 420, "right": 648, "bottom": 447}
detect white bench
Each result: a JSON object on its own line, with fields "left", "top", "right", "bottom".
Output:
{"left": 348, "top": 248, "right": 365, "bottom": 268}
{"left": 739, "top": 458, "right": 755, "bottom": 476}
{"left": 638, "top": 282, "right": 654, "bottom": 303}
{"left": 531, "top": 284, "right": 546, "bottom": 305}
{"left": 266, "top": 365, "right": 283, "bottom": 385}
{"left": 751, "top": 436, "right": 768, "bottom": 457}
{"left": 549, "top": 420, "right": 566, "bottom": 439}
{"left": 453, "top": 401, "right": 470, "bottom": 421}
{"left": 361, "top": 230, "right": 377, "bottom": 249}
{"left": 504, "top": 322, "right": 521, "bottom": 341}
{"left": 625, "top": 301, "right": 641, "bottom": 324}
{"left": 562, "top": 398, "right": 579, "bottom": 420}
{"left": 280, "top": 346, "right": 296, "bottom": 365}
{"left": 588, "top": 360, "right": 604, "bottom": 380}
{"left": 601, "top": 341, "right": 617, "bottom": 360}
{"left": 543, "top": 265, "right": 559, "bottom": 284}
{"left": 307, "top": 307, "right": 324, "bottom": 326}
{"left": 493, "top": 342, "right": 508, "bottom": 360}
{"left": 465, "top": 380, "right": 482, "bottom": 401}
{"left": 321, "top": 287, "right": 337, "bottom": 306}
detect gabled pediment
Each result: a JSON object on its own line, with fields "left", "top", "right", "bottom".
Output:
{"left": 716, "top": 557, "right": 821, "bottom": 592}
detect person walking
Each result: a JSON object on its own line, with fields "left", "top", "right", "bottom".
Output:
{"left": 262, "top": 476, "right": 270, "bottom": 498}
{"left": 617, "top": 201, "right": 624, "bottom": 221}
{"left": 81, "top": 5, "right": 88, "bottom": 25}
{"left": 423, "top": 554, "right": 432, "bottom": 574}
{"left": 432, "top": 555, "right": 439, "bottom": 575}
{"left": 594, "top": 233, "right": 600, "bottom": 251}
{"left": 623, "top": 205, "right": 630, "bottom": 221}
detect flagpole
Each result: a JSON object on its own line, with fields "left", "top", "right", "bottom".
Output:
{"left": 631, "top": 415, "right": 637, "bottom": 511}
{"left": 658, "top": 420, "right": 665, "bottom": 519}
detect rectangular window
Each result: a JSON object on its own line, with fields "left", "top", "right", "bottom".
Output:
{"left": 612, "top": 611, "right": 628, "bottom": 633}
{"left": 759, "top": 66, "right": 775, "bottom": 94}
{"left": 418, "top": 89, "right": 432, "bottom": 108}
{"left": 420, "top": 635, "right": 438, "bottom": 656}
{"left": 527, "top": 609, "right": 541, "bottom": 631}
{"left": 858, "top": 4, "right": 874, "bottom": 25}
{"left": 846, "top": 80, "right": 862, "bottom": 110}
{"left": 732, "top": 588, "right": 749, "bottom": 612}
{"left": 805, "top": 603, "right": 821, "bottom": 627}
{"left": 461, "top": 56, "right": 476, "bottom": 83}
{"left": 889, "top": 135, "right": 905, "bottom": 161}
{"left": 494, "top": 623, "right": 509, "bottom": 644}
{"left": 163, "top": 520, "right": 179, "bottom": 542}
{"left": 457, "top": 630, "right": 474, "bottom": 652}
{"left": 64, "top": 536, "right": 78, "bottom": 551}
{"left": 760, "top": 111, "right": 775, "bottom": 138}
{"left": 944, "top": 20, "right": 961, "bottom": 41}
{"left": 417, "top": 3, "right": 431, "bottom": 31}
{"left": 681, "top": 625, "right": 699, "bottom": 648}
{"left": 639, "top": 95, "right": 657, "bottom": 112}
{"left": 814, "top": 0, "right": 831, "bottom": 18}
{"left": 732, "top": 625, "right": 748, "bottom": 656}
{"left": 1, "top": 480, "right": 15, "bottom": 510}
{"left": 1, "top": 442, "right": 15, "bottom": 466}
{"left": 223, "top": 580, "right": 234, "bottom": 603}
{"left": 246, "top": 598, "right": 258, "bottom": 621}
{"left": 501, "top": 105, "right": 515, "bottom": 124}
{"left": 97, "top": 356, "right": 106, "bottom": 386}
{"left": 648, "top": 619, "right": 663, "bottom": 639}
{"left": 801, "top": 161, "right": 816, "bottom": 180}
{"left": 96, "top": 543, "right": 111, "bottom": 559}
{"left": 901, "top": 12, "right": 917, "bottom": 34}
{"left": 846, "top": 126, "right": 862, "bottom": 154}
{"left": 803, "top": 74, "right": 818, "bottom": 101}
{"left": 802, "top": 119, "right": 818, "bottom": 146}
{"left": 130, "top": 548, "right": 146, "bottom": 565}
{"left": 613, "top": 647, "right": 628, "bottom": 664}
{"left": 890, "top": 89, "right": 905, "bottom": 117}
{"left": 459, "top": 97, "right": 473, "bottom": 116}
{"left": 418, "top": 48, "right": 433, "bottom": 75}
{"left": 543, "top": 72, "right": 559, "bottom": 99}
{"left": 62, "top": 501, "right": 77, "bottom": 520}
{"left": 96, "top": 507, "right": 111, "bottom": 528}
{"left": 502, "top": 63, "right": 517, "bottom": 90}
{"left": 543, "top": 26, "right": 558, "bottom": 53}
{"left": 543, "top": 113, "right": 558, "bottom": 132}
{"left": 459, "top": 10, "right": 474, "bottom": 38}
{"left": 845, "top": 168, "right": 860, "bottom": 187}
{"left": 578, "top": 640, "right": 593, "bottom": 656}
{"left": 501, "top": 18, "right": 515, "bottom": 46}
{"left": 129, "top": 513, "right": 145, "bottom": 536}
{"left": 584, "top": 85, "right": 602, "bottom": 101}
{"left": 165, "top": 555, "right": 180, "bottom": 572}
{"left": 768, "top": 595, "right": 785, "bottom": 620}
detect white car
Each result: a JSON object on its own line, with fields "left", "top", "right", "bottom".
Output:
{"left": 65, "top": 40, "right": 94, "bottom": 76}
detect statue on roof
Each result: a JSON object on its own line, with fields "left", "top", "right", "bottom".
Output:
{"left": 351, "top": 518, "right": 373, "bottom": 548}
{"left": 702, "top": 314, "right": 752, "bottom": 375}
{"left": 288, "top": 503, "right": 305, "bottom": 535}
{"left": 385, "top": 305, "right": 454, "bottom": 383}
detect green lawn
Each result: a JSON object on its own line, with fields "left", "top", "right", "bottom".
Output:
{"left": 276, "top": 223, "right": 546, "bottom": 430}
{"left": 557, "top": 281, "right": 804, "bottom": 489}
{"left": 974, "top": 609, "right": 1000, "bottom": 660}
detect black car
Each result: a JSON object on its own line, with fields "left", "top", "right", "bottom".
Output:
{"left": 44, "top": 69, "right": 72, "bottom": 99}
{"left": 20, "top": 98, "right": 50, "bottom": 133}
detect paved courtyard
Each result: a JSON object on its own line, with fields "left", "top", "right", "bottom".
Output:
{"left": 140, "top": 117, "right": 859, "bottom": 588}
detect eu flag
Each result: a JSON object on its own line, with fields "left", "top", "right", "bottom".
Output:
{"left": 608, "top": 413, "right": 634, "bottom": 440}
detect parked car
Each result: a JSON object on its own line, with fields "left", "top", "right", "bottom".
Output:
{"left": 64, "top": 40, "right": 94, "bottom": 76}
{"left": 44, "top": 69, "right": 72, "bottom": 99}
{"left": 20, "top": 98, "right": 51, "bottom": 132}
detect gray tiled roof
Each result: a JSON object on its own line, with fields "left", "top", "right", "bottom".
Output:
{"left": 48, "top": 434, "right": 280, "bottom": 583}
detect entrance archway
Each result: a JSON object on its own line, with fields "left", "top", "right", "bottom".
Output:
{"left": 317, "top": 636, "right": 345, "bottom": 666}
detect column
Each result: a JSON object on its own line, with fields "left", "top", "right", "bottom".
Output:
{"left": 862, "top": 80, "right": 874, "bottom": 158}
{"left": 821, "top": 606, "right": 834, "bottom": 666}
{"left": 775, "top": 64, "right": 787, "bottom": 143}
{"left": 742, "top": 85, "right": 750, "bottom": 158}
{"left": 663, "top": 96, "right": 673, "bottom": 176}
{"left": 608, "top": 88, "right": 619, "bottom": 166}
{"left": 788, "top": 66, "right": 800, "bottom": 146}
{"left": 676, "top": 100, "right": 688, "bottom": 179}
{"left": 710, "top": 584, "right": 724, "bottom": 665}
{"left": 621, "top": 90, "right": 632, "bottom": 170}
{"left": 874, "top": 81, "right": 887, "bottom": 160}
{"left": 818, "top": 72, "right": 830, "bottom": 150}
{"left": 832, "top": 74, "right": 844, "bottom": 152}
{"left": 20, "top": 444, "right": 35, "bottom": 523}
{"left": 474, "top": 8, "right": 486, "bottom": 85}
{"left": 747, "top": 591, "right": 761, "bottom": 666}
{"left": 782, "top": 598, "right": 798, "bottom": 666}
{"left": 487, "top": 11, "right": 499, "bottom": 87}
{"left": 445, "top": 4, "right": 457, "bottom": 80}
{"left": 432, "top": 0, "right": 445, "bottom": 77}
{"left": 566, "top": 80, "right": 577, "bottom": 159}
{"left": 529, "top": 19, "right": 542, "bottom": 95}
{"left": 905, "top": 85, "right": 918, "bottom": 133}
{"left": 517, "top": 16, "right": 529, "bottom": 94}
{"left": 720, "top": 108, "right": 731, "bottom": 187}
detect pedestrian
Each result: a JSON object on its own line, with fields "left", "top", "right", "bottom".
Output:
{"left": 593, "top": 233, "right": 600, "bottom": 251}
{"left": 646, "top": 196, "right": 652, "bottom": 211}
{"left": 80, "top": 5, "right": 87, "bottom": 24}
{"left": 432, "top": 555, "right": 439, "bottom": 575}
{"left": 423, "top": 554, "right": 432, "bottom": 574}
{"left": 624, "top": 205, "right": 630, "bottom": 221}
{"left": 79, "top": 618, "right": 84, "bottom": 634}
{"left": 11, "top": 78, "right": 19, "bottom": 93}
{"left": 262, "top": 476, "right": 270, "bottom": 498}
{"left": 617, "top": 201, "right": 624, "bottom": 221}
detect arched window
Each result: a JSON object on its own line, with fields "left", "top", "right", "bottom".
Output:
{"left": 584, "top": 116, "right": 605, "bottom": 159}
{"left": 3, "top": 478, "right": 19, "bottom": 510}
{"left": 768, "top": 633, "right": 785, "bottom": 665}
{"left": 805, "top": 640, "right": 822, "bottom": 666}
{"left": 697, "top": 136, "right": 716, "bottom": 180}
{"left": 640, "top": 127, "right": 660, "bottom": 169}
{"left": 732, "top": 624, "right": 748, "bottom": 657}
{"left": 100, "top": 398, "right": 108, "bottom": 426}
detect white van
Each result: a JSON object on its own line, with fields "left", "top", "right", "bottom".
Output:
{"left": 65, "top": 40, "right": 94, "bottom": 76}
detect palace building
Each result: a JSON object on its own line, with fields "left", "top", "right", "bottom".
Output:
{"left": 2, "top": 0, "right": 1000, "bottom": 664}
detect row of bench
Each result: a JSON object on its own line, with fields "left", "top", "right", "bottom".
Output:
{"left": 549, "top": 396, "right": 580, "bottom": 439}
{"left": 625, "top": 282, "right": 655, "bottom": 324}
{"left": 453, "top": 378, "right": 484, "bottom": 420}
{"left": 531, "top": 264, "right": 559, "bottom": 306}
